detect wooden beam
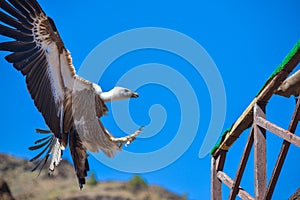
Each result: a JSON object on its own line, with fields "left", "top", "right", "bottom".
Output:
{"left": 213, "top": 43, "right": 300, "bottom": 156}
{"left": 253, "top": 103, "right": 267, "bottom": 200}
{"left": 211, "top": 156, "right": 222, "bottom": 200}
{"left": 217, "top": 171, "right": 254, "bottom": 200}
{"left": 255, "top": 116, "right": 300, "bottom": 147}
{"left": 215, "top": 99, "right": 256, "bottom": 154}
{"left": 229, "top": 128, "right": 254, "bottom": 200}
{"left": 265, "top": 97, "right": 300, "bottom": 199}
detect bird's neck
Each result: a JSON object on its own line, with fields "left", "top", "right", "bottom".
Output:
{"left": 99, "top": 89, "right": 115, "bottom": 102}
{"left": 100, "top": 88, "right": 124, "bottom": 102}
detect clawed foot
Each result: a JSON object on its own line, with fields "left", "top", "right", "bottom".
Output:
{"left": 109, "top": 126, "right": 144, "bottom": 148}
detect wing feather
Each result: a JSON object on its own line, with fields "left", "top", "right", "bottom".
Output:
{"left": 0, "top": 0, "right": 77, "bottom": 137}
{"left": 34, "top": 135, "right": 52, "bottom": 144}
{"left": 27, "top": 0, "right": 44, "bottom": 16}
{"left": 36, "top": 129, "right": 52, "bottom": 134}
{"left": 18, "top": 50, "right": 44, "bottom": 74}
{"left": 7, "top": 0, "right": 34, "bottom": 21}
{"left": 0, "top": 10, "right": 32, "bottom": 33}
{"left": 29, "top": 138, "right": 53, "bottom": 162}
{"left": 0, "top": 41, "right": 36, "bottom": 52}
{"left": 0, "top": 24, "right": 33, "bottom": 42}
{"left": 29, "top": 137, "right": 52, "bottom": 151}
{"left": 0, "top": 0, "right": 33, "bottom": 28}
{"left": 5, "top": 46, "right": 38, "bottom": 63}
{"left": 19, "top": 0, "right": 36, "bottom": 16}
{"left": 71, "top": 87, "right": 119, "bottom": 157}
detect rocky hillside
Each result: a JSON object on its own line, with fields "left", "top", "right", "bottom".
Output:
{"left": 0, "top": 153, "right": 185, "bottom": 200}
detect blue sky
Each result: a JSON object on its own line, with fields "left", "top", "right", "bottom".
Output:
{"left": 0, "top": 0, "right": 300, "bottom": 199}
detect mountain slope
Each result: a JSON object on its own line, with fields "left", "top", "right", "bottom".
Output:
{"left": 0, "top": 153, "right": 184, "bottom": 200}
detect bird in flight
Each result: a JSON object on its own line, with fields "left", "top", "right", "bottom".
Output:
{"left": 0, "top": 0, "right": 143, "bottom": 189}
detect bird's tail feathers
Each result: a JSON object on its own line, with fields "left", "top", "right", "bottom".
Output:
{"left": 69, "top": 127, "right": 89, "bottom": 190}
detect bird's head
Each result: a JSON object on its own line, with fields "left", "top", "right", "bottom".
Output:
{"left": 113, "top": 86, "right": 139, "bottom": 100}
{"left": 99, "top": 86, "right": 139, "bottom": 102}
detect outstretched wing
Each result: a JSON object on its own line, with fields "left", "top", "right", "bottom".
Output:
{"left": 0, "top": 0, "right": 76, "bottom": 137}
{"left": 71, "top": 86, "right": 120, "bottom": 157}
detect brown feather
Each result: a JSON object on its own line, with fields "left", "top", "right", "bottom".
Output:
{"left": 1, "top": 1, "right": 76, "bottom": 138}
{"left": 0, "top": 10, "right": 31, "bottom": 33}
{"left": 34, "top": 135, "right": 52, "bottom": 144}
{"left": 25, "top": 58, "right": 61, "bottom": 136}
{"left": 0, "top": 0, "right": 32, "bottom": 27}
{"left": 29, "top": 137, "right": 52, "bottom": 150}
{"left": 71, "top": 86, "right": 119, "bottom": 156}
{"left": 63, "top": 93, "right": 74, "bottom": 133}
{"left": 0, "top": 41, "right": 36, "bottom": 52}
{"left": 69, "top": 127, "right": 89, "bottom": 189}
{"left": 7, "top": 0, "right": 34, "bottom": 21}
{"left": 29, "top": 65, "right": 47, "bottom": 101}
{"left": 27, "top": 0, "right": 44, "bottom": 15}
{"left": 5, "top": 46, "right": 38, "bottom": 63}
{"left": 18, "top": 50, "right": 44, "bottom": 74}
{"left": 21, "top": 0, "right": 36, "bottom": 15}
{"left": 29, "top": 138, "right": 54, "bottom": 162}
{"left": 36, "top": 129, "right": 52, "bottom": 134}
{"left": 95, "top": 94, "right": 108, "bottom": 117}
{"left": 0, "top": 24, "right": 33, "bottom": 42}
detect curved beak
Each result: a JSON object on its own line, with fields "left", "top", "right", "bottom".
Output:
{"left": 131, "top": 92, "right": 139, "bottom": 98}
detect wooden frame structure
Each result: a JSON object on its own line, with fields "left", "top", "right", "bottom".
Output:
{"left": 211, "top": 41, "right": 300, "bottom": 200}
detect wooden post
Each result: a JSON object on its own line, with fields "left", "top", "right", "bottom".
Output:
{"left": 253, "top": 102, "right": 267, "bottom": 200}
{"left": 211, "top": 156, "right": 222, "bottom": 200}
{"left": 211, "top": 150, "right": 227, "bottom": 200}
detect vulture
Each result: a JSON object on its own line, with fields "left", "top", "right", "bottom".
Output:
{"left": 0, "top": 0, "right": 143, "bottom": 189}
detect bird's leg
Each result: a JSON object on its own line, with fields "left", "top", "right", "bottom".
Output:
{"left": 106, "top": 126, "right": 144, "bottom": 148}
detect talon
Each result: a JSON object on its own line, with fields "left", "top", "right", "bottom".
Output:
{"left": 110, "top": 126, "right": 145, "bottom": 148}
